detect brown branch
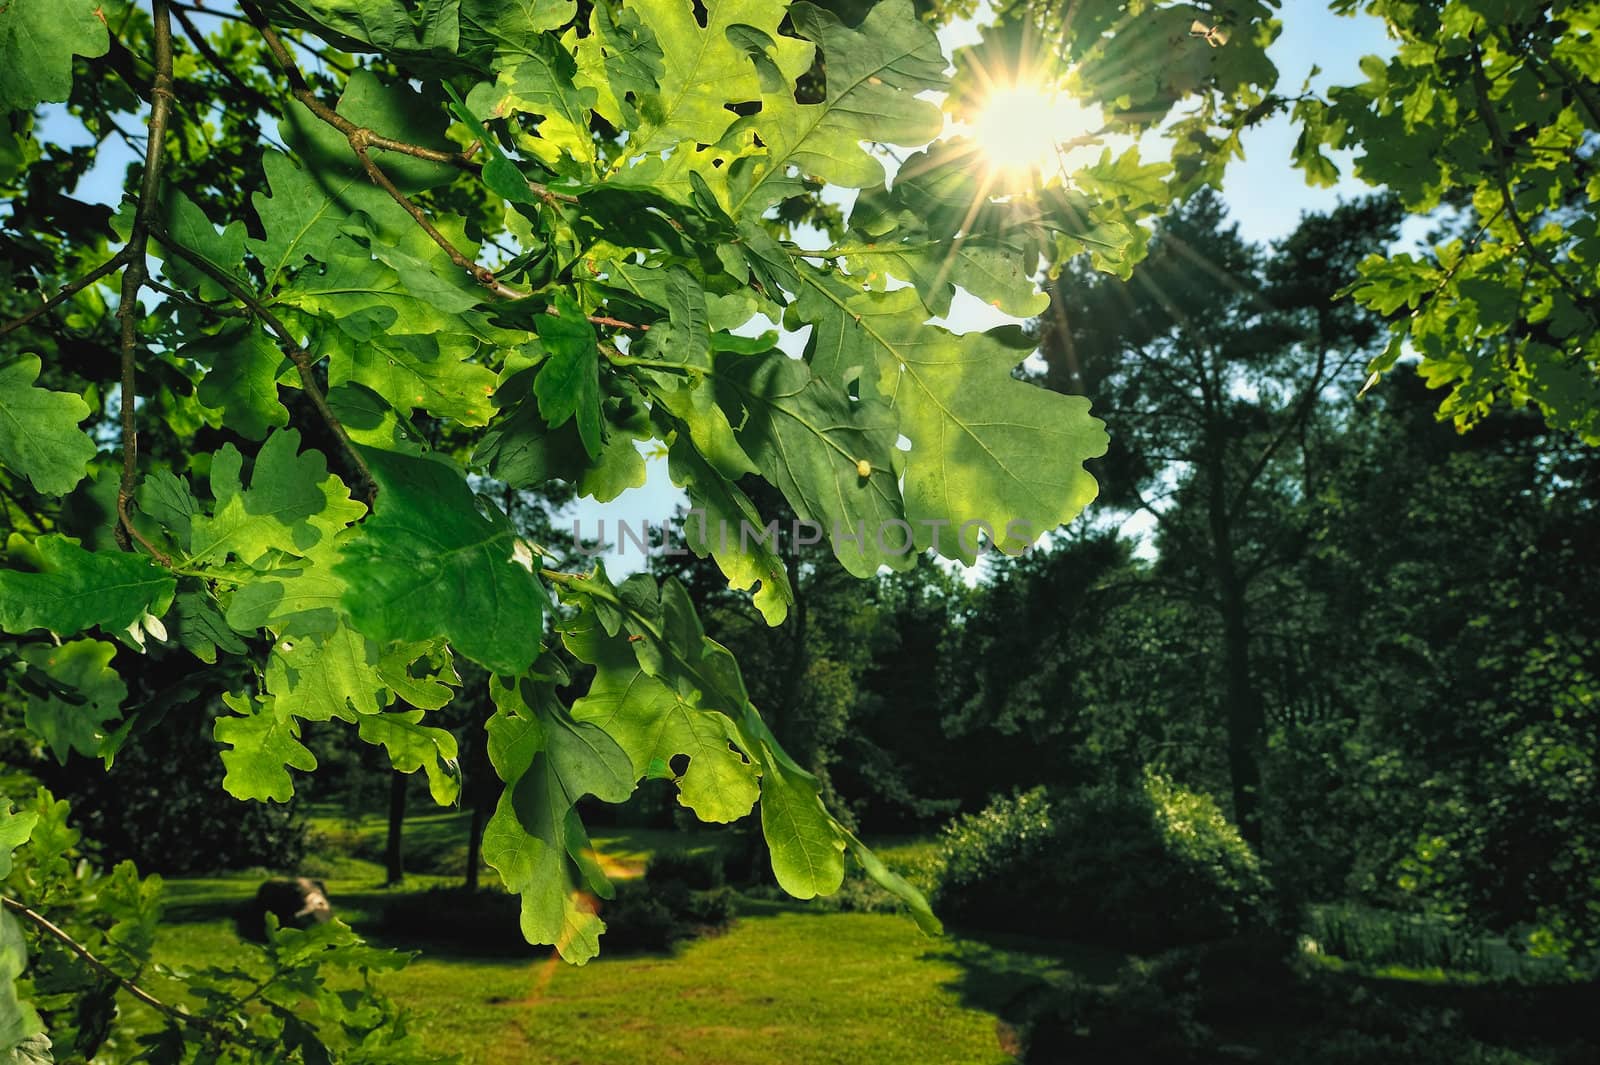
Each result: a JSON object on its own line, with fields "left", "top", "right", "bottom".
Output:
{"left": 582, "top": 312, "right": 649, "bottom": 332}
{"left": 114, "top": 0, "right": 177, "bottom": 552}
{"left": 144, "top": 276, "right": 248, "bottom": 317}
{"left": 1, "top": 896, "right": 264, "bottom": 1048}
{"left": 0, "top": 254, "right": 130, "bottom": 338}
{"left": 150, "top": 223, "right": 377, "bottom": 503}
{"left": 117, "top": 496, "right": 176, "bottom": 568}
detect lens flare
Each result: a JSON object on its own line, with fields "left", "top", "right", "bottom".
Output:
{"left": 969, "top": 83, "right": 1100, "bottom": 180}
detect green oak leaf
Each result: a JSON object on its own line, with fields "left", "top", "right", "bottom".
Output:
{"left": 0, "top": 535, "right": 175, "bottom": 637}
{"left": 567, "top": 607, "right": 759, "bottom": 822}
{"left": 214, "top": 691, "right": 317, "bottom": 803}
{"left": 284, "top": 232, "right": 484, "bottom": 339}
{"left": 828, "top": 215, "right": 1051, "bottom": 319}
{"left": 572, "top": 2, "right": 663, "bottom": 129}
{"left": 156, "top": 189, "right": 249, "bottom": 302}
{"left": 457, "top": 0, "right": 579, "bottom": 67}
{"left": 477, "top": 377, "right": 650, "bottom": 502}
{"left": 843, "top": 829, "right": 940, "bottom": 934}
{"left": 712, "top": 351, "right": 911, "bottom": 577}
{"left": 376, "top": 640, "right": 460, "bottom": 711}
{"left": 182, "top": 323, "right": 292, "bottom": 441}
{"left": 724, "top": 0, "right": 946, "bottom": 214}
{"left": 248, "top": 150, "right": 375, "bottom": 290}
{"left": 0, "top": 909, "right": 44, "bottom": 1052}
{"left": 327, "top": 331, "right": 498, "bottom": 428}
{"left": 796, "top": 278, "right": 1109, "bottom": 563}
{"left": 281, "top": 69, "right": 457, "bottom": 192}
{"left": 325, "top": 382, "right": 429, "bottom": 455}
{"left": 20, "top": 639, "right": 126, "bottom": 764}
{"left": 555, "top": 573, "right": 930, "bottom": 916}
{"left": 188, "top": 430, "right": 366, "bottom": 567}
{"left": 225, "top": 535, "right": 351, "bottom": 637}
{"left": 0, "top": 0, "right": 109, "bottom": 110}
{"left": 0, "top": 799, "right": 37, "bottom": 878}
{"left": 166, "top": 587, "right": 249, "bottom": 664}
{"left": 756, "top": 744, "right": 847, "bottom": 898}
{"left": 0, "top": 354, "right": 98, "bottom": 495}
{"left": 621, "top": 0, "right": 813, "bottom": 158}
{"left": 467, "top": 35, "right": 598, "bottom": 172}
{"left": 135, "top": 470, "right": 200, "bottom": 551}
{"left": 336, "top": 448, "right": 547, "bottom": 674}
{"left": 480, "top": 775, "right": 605, "bottom": 964}
{"left": 357, "top": 710, "right": 461, "bottom": 805}
{"left": 265, "top": 625, "right": 384, "bottom": 722}
{"left": 533, "top": 295, "right": 603, "bottom": 458}
{"left": 482, "top": 680, "right": 633, "bottom": 963}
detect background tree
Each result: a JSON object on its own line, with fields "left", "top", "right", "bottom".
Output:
{"left": 1035, "top": 190, "right": 1401, "bottom": 846}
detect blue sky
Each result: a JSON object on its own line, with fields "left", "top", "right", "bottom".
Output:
{"left": 37, "top": 0, "right": 1399, "bottom": 574}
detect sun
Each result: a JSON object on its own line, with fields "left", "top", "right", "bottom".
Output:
{"left": 967, "top": 83, "right": 1101, "bottom": 181}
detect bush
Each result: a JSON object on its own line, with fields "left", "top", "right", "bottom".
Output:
{"left": 933, "top": 773, "right": 1268, "bottom": 951}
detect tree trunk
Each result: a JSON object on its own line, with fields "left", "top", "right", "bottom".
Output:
{"left": 383, "top": 771, "right": 407, "bottom": 886}
{"left": 464, "top": 795, "right": 488, "bottom": 892}
{"left": 1219, "top": 568, "right": 1266, "bottom": 851}
{"left": 1206, "top": 444, "right": 1267, "bottom": 852}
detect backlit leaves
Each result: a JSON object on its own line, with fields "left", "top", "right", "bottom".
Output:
{"left": 795, "top": 280, "right": 1109, "bottom": 563}
{"left": 188, "top": 430, "right": 366, "bottom": 567}
{"left": 19, "top": 639, "right": 126, "bottom": 765}
{"left": 215, "top": 691, "right": 318, "bottom": 803}
{"left": 725, "top": 0, "right": 946, "bottom": 213}
{"left": 0, "top": 0, "right": 1153, "bottom": 969}
{"left": 567, "top": 607, "right": 759, "bottom": 822}
{"left": 336, "top": 448, "right": 547, "bottom": 674}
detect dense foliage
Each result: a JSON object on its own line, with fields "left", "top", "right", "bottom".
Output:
{"left": 1, "top": 790, "right": 431, "bottom": 1063}
{"left": 4, "top": 0, "right": 1600, "bottom": 1057}
{"left": 934, "top": 778, "right": 1268, "bottom": 951}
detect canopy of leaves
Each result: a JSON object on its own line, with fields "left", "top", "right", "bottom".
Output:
{"left": 0, "top": 0, "right": 1230, "bottom": 1031}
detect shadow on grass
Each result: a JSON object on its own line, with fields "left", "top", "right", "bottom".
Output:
{"left": 925, "top": 925, "right": 1129, "bottom": 1019}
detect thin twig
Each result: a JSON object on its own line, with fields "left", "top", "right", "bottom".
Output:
{"left": 1, "top": 896, "right": 264, "bottom": 1048}
{"left": 584, "top": 312, "right": 649, "bottom": 332}
{"left": 150, "top": 223, "right": 377, "bottom": 502}
{"left": 145, "top": 276, "right": 248, "bottom": 317}
{"left": 114, "top": 0, "right": 177, "bottom": 552}
{"left": 0, "top": 254, "right": 129, "bottom": 338}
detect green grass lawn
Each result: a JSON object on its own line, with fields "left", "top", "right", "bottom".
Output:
{"left": 152, "top": 886, "right": 1090, "bottom": 1065}
{"left": 149, "top": 822, "right": 1111, "bottom": 1065}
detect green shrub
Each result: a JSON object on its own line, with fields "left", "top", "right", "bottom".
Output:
{"left": 933, "top": 773, "right": 1268, "bottom": 951}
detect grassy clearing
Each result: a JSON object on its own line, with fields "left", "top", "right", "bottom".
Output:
{"left": 148, "top": 823, "right": 1100, "bottom": 1065}
{"left": 151, "top": 885, "right": 1081, "bottom": 1065}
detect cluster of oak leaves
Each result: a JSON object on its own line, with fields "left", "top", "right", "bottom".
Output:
{"left": 0, "top": 0, "right": 1188, "bottom": 977}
